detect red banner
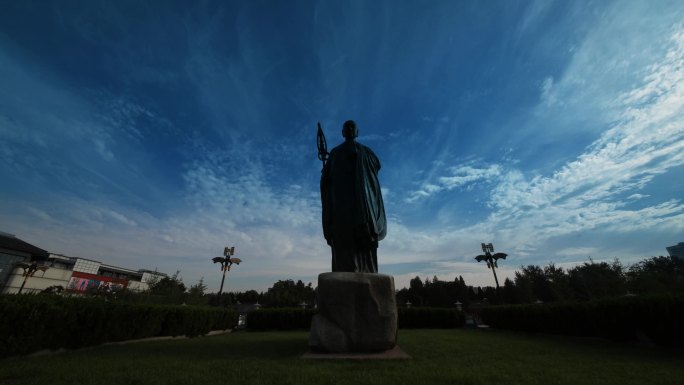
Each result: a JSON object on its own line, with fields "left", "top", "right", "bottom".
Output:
{"left": 67, "top": 271, "right": 128, "bottom": 293}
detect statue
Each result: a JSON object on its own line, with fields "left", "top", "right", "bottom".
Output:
{"left": 311, "top": 122, "right": 397, "bottom": 353}
{"left": 318, "top": 120, "right": 386, "bottom": 273}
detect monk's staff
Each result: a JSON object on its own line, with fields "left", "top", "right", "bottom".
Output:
{"left": 317, "top": 122, "right": 329, "bottom": 168}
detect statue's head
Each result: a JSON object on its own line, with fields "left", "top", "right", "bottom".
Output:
{"left": 342, "top": 120, "right": 358, "bottom": 139}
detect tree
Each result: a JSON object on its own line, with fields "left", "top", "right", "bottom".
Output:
{"left": 513, "top": 265, "right": 543, "bottom": 303}
{"left": 188, "top": 277, "right": 207, "bottom": 297}
{"left": 452, "top": 275, "right": 468, "bottom": 304}
{"left": 627, "top": 256, "right": 684, "bottom": 294}
{"left": 423, "top": 276, "right": 450, "bottom": 307}
{"left": 395, "top": 287, "right": 410, "bottom": 306}
{"left": 186, "top": 277, "right": 208, "bottom": 305}
{"left": 543, "top": 264, "right": 572, "bottom": 301}
{"left": 407, "top": 276, "right": 425, "bottom": 306}
{"left": 236, "top": 289, "right": 261, "bottom": 304}
{"left": 148, "top": 271, "right": 186, "bottom": 303}
{"left": 500, "top": 278, "right": 518, "bottom": 304}
{"left": 409, "top": 276, "right": 424, "bottom": 291}
{"left": 262, "top": 279, "right": 315, "bottom": 307}
{"left": 568, "top": 259, "right": 626, "bottom": 300}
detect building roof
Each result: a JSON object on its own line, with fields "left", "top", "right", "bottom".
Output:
{"left": 99, "top": 263, "right": 143, "bottom": 278}
{"left": 0, "top": 232, "right": 49, "bottom": 259}
{"left": 666, "top": 242, "right": 684, "bottom": 256}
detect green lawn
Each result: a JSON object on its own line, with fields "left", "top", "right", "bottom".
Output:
{"left": 1, "top": 329, "right": 682, "bottom": 385}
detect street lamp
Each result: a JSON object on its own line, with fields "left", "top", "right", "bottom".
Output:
{"left": 475, "top": 243, "right": 507, "bottom": 289}
{"left": 212, "top": 246, "right": 242, "bottom": 298}
{"left": 16, "top": 262, "right": 48, "bottom": 294}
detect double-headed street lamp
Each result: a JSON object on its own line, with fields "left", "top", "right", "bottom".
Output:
{"left": 212, "top": 246, "right": 242, "bottom": 298}
{"left": 475, "top": 243, "right": 507, "bottom": 289}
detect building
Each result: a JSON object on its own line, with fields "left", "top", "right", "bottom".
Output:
{"left": 0, "top": 232, "right": 166, "bottom": 294}
{"left": 0, "top": 232, "right": 49, "bottom": 292}
{"left": 666, "top": 242, "right": 684, "bottom": 257}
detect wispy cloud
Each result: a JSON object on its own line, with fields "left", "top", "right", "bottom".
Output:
{"left": 540, "top": 76, "right": 557, "bottom": 106}
{"left": 406, "top": 163, "right": 503, "bottom": 202}
{"left": 490, "top": 26, "right": 684, "bottom": 230}
{"left": 2, "top": 2, "right": 683, "bottom": 292}
{"left": 384, "top": 23, "right": 684, "bottom": 276}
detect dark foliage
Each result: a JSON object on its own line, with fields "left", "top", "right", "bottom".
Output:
{"left": 245, "top": 308, "right": 316, "bottom": 330}
{"left": 398, "top": 307, "right": 465, "bottom": 329}
{"left": 261, "top": 279, "right": 315, "bottom": 307}
{"left": 244, "top": 307, "right": 465, "bottom": 330}
{"left": 219, "top": 279, "right": 315, "bottom": 308}
{"left": 627, "top": 256, "right": 684, "bottom": 294}
{"left": 0, "top": 294, "right": 238, "bottom": 358}
{"left": 477, "top": 256, "right": 681, "bottom": 305}
{"left": 481, "top": 294, "right": 684, "bottom": 346}
{"left": 146, "top": 271, "right": 187, "bottom": 302}
{"left": 396, "top": 275, "right": 478, "bottom": 308}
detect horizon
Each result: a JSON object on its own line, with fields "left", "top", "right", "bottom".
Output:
{"left": 1, "top": 1, "right": 683, "bottom": 293}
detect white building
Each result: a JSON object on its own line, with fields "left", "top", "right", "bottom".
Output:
{"left": 0, "top": 232, "right": 49, "bottom": 292}
{"left": 0, "top": 232, "right": 166, "bottom": 294}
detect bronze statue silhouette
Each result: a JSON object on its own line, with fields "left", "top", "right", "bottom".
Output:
{"left": 318, "top": 120, "right": 386, "bottom": 273}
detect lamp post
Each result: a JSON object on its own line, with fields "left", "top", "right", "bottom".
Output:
{"left": 475, "top": 243, "right": 507, "bottom": 289}
{"left": 16, "top": 262, "right": 48, "bottom": 294}
{"left": 212, "top": 246, "right": 242, "bottom": 298}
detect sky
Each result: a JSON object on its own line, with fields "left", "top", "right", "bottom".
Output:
{"left": 1, "top": 0, "right": 683, "bottom": 293}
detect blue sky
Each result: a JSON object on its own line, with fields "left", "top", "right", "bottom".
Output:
{"left": 1, "top": 0, "right": 683, "bottom": 292}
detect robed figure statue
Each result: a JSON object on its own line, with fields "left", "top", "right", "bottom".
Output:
{"left": 320, "top": 120, "right": 387, "bottom": 273}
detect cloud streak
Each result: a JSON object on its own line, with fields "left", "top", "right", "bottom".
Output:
{"left": 2, "top": 2, "right": 683, "bottom": 291}
{"left": 383, "top": 23, "right": 684, "bottom": 279}
{"left": 407, "top": 163, "right": 503, "bottom": 202}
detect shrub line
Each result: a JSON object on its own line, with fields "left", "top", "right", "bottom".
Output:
{"left": 0, "top": 295, "right": 239, "bottom": 358}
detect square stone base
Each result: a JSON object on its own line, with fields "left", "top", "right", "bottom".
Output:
{"left": 309, "top": 272, "right": 398, "bottom": 353}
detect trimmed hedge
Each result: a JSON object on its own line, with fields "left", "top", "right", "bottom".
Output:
{"left": 398, "top": 307, "right": 465, "bottom": 329}
{"left": 481, "top": 294, "right": 684, "bottom": 346}
{"left": 245, "top": 307, "right": 465, "bottom": 330}
{"left": 0, "top": 295, "right": 238, "bottom": 358}
{"left": 246, "top": 308, "right": 315, "bottom": 330}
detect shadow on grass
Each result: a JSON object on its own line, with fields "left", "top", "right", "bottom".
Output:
{"left": 3, "top": 330, "right": 684, "bottom": 385}
{"left": 101, "top": 331, "right": 309, "bottom": 360}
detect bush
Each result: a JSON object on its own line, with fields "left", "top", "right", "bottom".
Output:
{"left": 398, "top": 307, "right": 465, "bottom": 329}
{"left": 246, "top": 308, "right": 315, "bottom": 330}
{"left": 481, "top": 294, "right": 684, "bottom": 346}
{"left": 244, "top": 307, "right": 465, "bottom": 331}
{"left": 0, "top": 294, "right": 238, "bottom": 358}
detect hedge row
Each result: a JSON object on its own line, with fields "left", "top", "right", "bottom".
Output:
{"left": 481, "top": 294, "right": 684, "bottom": 346}
{"left": 246, "top": 308, "right": 316, "bottom": 330}
{"left": 398, "top": 307, "right": 465, "bottom": 329}
{"left": 0, "top": 295, "right": 238, "bottom": 358}
{"left": 245, "top": 307, "right": 465, "bottom": 330}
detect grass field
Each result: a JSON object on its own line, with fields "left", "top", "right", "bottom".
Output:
{"left": 1, "top": 329, "right": 682, "bottom": 385}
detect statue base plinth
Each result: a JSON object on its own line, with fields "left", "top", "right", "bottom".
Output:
{"left": 308, "top": 272, "right": 398, "bottom": 353}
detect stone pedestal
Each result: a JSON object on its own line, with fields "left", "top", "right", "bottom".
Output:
{"left": 308, "top": 272, "right": 397, "bottom": 353}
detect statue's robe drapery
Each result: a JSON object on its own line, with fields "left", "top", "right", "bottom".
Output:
{"left": 321, "top": 139, "right": 386, "bottom": 273}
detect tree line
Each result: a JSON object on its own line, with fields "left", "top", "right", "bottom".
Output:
{"left": 397, "top": 256, "right": 683, "bottom": 307}
{"left": 133, "top": 274, "right": 316, "bottom": 308}
{"left": 66, "top": 255, "right": 682, "bottom": 309}
{"left": 221, "top": 279, "right": 316, "bottom": 307}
